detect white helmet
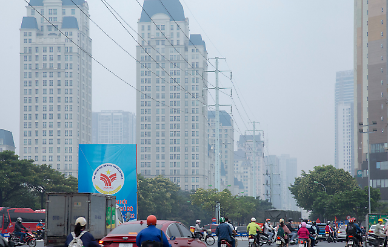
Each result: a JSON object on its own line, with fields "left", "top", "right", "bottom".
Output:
{"left": 196, "top": 220, "right": 201, "bottom": 224}
{"left": 17, "top": 217, "right": 22, "bottom": 222}
{"left": 251, "top": 217, "right": 256, "bottom": 222}
{"left": 75, "top": 217, "right": 87, "bottom": 227}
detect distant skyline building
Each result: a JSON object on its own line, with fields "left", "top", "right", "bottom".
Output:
{"left": 354, "top": 0, "right": 388, "bottom": 201}
{"left": 92, "top": 111, "right": 136, "bottom": 144}
{"left": 335, "top": 70, "right": 354, "bottom": 175}
{"left": 19, "top": 0, "right": 92, "bottom": 178}
{"left": 207, "top": 110, "right": 234, "bottom": 192}
{"left": 0, "top": 129, "right": 16, "bottom": 153}
{"left": 264, "top": 155, "right": 281, "bottom": 208}
{"left": 136, "top": 0, "right": 209, "bottom": 191}
{"left": 278, "top": 154, "right": 298, "bottom": 211}
{"left": 234, "top": 134, "right": 264, "bottom": 198}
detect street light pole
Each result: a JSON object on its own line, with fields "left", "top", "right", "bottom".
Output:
{"left": 359, "top": 121, "right": 377, "bottom": 214}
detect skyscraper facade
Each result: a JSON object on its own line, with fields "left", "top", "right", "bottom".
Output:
{"left": 19, "top": 0, "right": 92, "bottom": 177}
{"left": 136, "top": 0, "right": 208, "bottom": 190}
{"left": 92, "top": 111, "right": 136, "bottom": 144}
{"left": 335, "top": 70, "right": 354, "bottom": 175}
{"left": 354, "top": 0, "right": 388, "bottom": 200}
{"left": 207, "top": 110, "right": 234, "bottom": 192}
{"left": 235, "top": 134, "right": 264, "bottom": 198}
{"left": 0, "top": 129, "right": 16, "bottom": 153}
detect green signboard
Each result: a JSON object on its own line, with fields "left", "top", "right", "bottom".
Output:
{"left": 368, "top": 214, "right": 388, "bottom": 229}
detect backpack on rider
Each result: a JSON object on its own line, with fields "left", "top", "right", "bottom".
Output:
{"left": 277, "top": 226, "right": 285, "bottom": 238}
{"left": 69, "top": 231, "right": 86, "bottom": 247}
{"left": 346, "top": 224, "right": 357, "bottom": 236}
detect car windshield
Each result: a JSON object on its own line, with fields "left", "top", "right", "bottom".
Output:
{"left": 110, "top": 223, "right": 162, "bottom": 234}
{"left": 340, "top": 225, "right": 347, "bottom": 229}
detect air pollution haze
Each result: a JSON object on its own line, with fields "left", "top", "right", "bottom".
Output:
{"left": 0, "top": 0, "right": 353, "bottom": 175}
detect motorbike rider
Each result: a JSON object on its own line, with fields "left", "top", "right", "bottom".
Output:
{"left": 14, "top": 217, "right": 27, "bottom": 243}
{"left": 216, "top": 217, "right": 234, "bottom": 247}
{"left": 264, "top": 219, "right": 274, "bottom": 242}
{"left": 136, "top": 215, "right": 171, "bottom": 247}
{"left": 276, "top": 219, "right": 291, "bottom": 247}
{"left": 247, "top": 217, "right": 262, "bottom": 244}
{"left": 36, "top": 220, "right": 44, "bottom": 239}
{"left": 65, "top": 217, "right": 100, "bottom": 247}
{"left": 194, "top": 220, "right": 204, "bottom": 239}
{"left": 325, "top": 221, "right": 334, "bottom": 242}
{"left": 297, "top": 222, "right": 310, "bottom": 247}
{"left": 346, "top": 218, "right": 362, "bottom": 247}
{"left": 225, "top": 217, "right": 237, "bottom": 247}
{"left": 375, "top": 219, "right": 386, "bottom": 239}
{"left": 383, "top": 221, "right": 388, "bottom": 247}
{"left": 286, "top": 219, "right": 297, "bottom": 243}
{"left": 304, "top": 220, "right": 316, "bottom": 247}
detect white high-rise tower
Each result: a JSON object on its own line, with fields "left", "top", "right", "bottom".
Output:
{"left": 136, "top": 0, "right": 208, "bottom": 190}
{"left": 19, "top": 0, "right": 92, "bottom": 177}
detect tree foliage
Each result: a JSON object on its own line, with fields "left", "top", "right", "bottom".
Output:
{"left": 0, "top": 151, "right": 78, "bottom": 209}
{"left": 289, "top": 165, "right": 380, "bottom": 220}
{"left": 137, "top": 176, "right": 273, "bottom": 226}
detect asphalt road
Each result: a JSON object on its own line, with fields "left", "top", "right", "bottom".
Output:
{"left": 220, "top": 238, "right": 347, "bottom": 247}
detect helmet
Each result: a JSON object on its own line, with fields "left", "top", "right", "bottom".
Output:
{"left": 266, "top": 218, "right": 271, "bottom": 222}
{"left": 279, "top": 219, "right": 284, "bottom": 223}
{"left": 75, "top": 217, "right": 87, "bottom": 226}
{"left": 39, "top": 219, "right": 43, "bottom": 222}
{"left": 288, "top": 218, "right": 293, "bottom": 222}
{"left": 301, "top": 222, "right": 306, "bottom": 228}
{"left": 327, "top": 221, "right": 330, "bottom": 225}
{"left": 251, "top": 217, "right": 256, "bottom": 222}
{"left": 219, "top": 217, "right": 225, "bottom": 223}
{"left": 196, "top": 220, "right": 201, "bottom": 224}
{"left": 147, "top": 215, "right": 157, "bottom": 226}
{"left": 312, "top": 221, "right": 316, "bottom": 225}
{"left": 378, "top": 218, "right": 383, "bottom": 223}
{"left": 17, "top": 217, "right": 22, "bottom": 222}
{"left": 349, "top": 218, "right": 355, "bottom": 223}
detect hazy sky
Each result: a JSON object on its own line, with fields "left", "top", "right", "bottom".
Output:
{"left": 0, "top": 0, "right": 354, "bottom": 175}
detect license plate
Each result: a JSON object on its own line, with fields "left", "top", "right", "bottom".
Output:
{"left": 299, "top": 244, "right": 304, "bottom": 247}
{"left": 119, "top": 244, "right": 133, "bottom": 247}
{"left": 348, "top": 241, "right": 353, "bottom": 245}
{"left": 221, "top": 244, "right": 227, "bottom": 247}
{"left": 249, "top": 239, "right": 255, "bottom": 243}
{"left": 276, "top": 241, "right": 282, "bottom": 244}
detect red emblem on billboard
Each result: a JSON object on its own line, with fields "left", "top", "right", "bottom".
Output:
{"left": 100, "top": 173, "right": 117, "bottom": 186}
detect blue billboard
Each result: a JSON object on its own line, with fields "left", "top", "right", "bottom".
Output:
{"left": 78, "top": 144, "right": 137, "bottom": 221}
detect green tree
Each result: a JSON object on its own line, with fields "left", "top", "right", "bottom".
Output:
{"left": 0, "top": 151, "right": 78, "bottom": 209}
{"left": 29, "top": 164, "right": 78, "bottom": 208}
{"left": 290, "top": 165, "right": 380, "bottom": 220}
{"left": 0, "top": 151, "right": 35, "bottom": 206}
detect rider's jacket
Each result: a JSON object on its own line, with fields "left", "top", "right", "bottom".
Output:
{"left": 215, "top": 223, "right": 232, "bottom": 242}
{"left": 297, "top": 227, "right": 310, "bottom": 239}
{"left": 325, "top": 225, "right": 332, "bottom": 233}
{"left": 194, "top": 224, "right": 202, "bottom": 233}
{"left": 14, "top": 222, "right": 26, "bottom": 233}
{"left": 247, "top": 222, "right": 261, "bottom": 235}
{"left": 375, "top": 224, "right": 385, "bottom": 237}
{"left": 135, "top": 225, "right": 171, "bottom": 247}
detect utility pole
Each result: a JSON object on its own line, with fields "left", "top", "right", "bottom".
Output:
{"left": 246, "top": 122, "right": 262, "bottom": 199}
{"left": 206, "top": 57, "right": 231, "bottom": 192}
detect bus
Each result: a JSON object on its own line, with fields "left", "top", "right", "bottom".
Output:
{"left": 0, "top": 207, "right": 45, "bottom": 237}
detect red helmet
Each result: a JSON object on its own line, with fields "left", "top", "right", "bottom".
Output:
{"left": 349, "top": 218, "right": 355, "bottom": 223}
{"left": 147, "top": 215, "right": 157, "bottom": 226}
{"left": 266, "top": 219, "right": 271, "bottom": 221}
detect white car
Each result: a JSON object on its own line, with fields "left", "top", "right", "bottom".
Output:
{"left": 337, "top": 225, "right": 347, "bottom": 241}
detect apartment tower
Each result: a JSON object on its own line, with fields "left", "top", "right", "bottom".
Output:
{"left": 92, "top": 111, "right": 136, "bottom": 144}
{"left": 20, "top": 0, "right": 92, "bottom": 177}
{"left": 136, "top": 0, "right": 208, "bottom": 190}
{"left": 335, "top": 70, "right": 354, "bottom": 175}
{"left": 354, "top": 0, "right": 388, "bottom": 200}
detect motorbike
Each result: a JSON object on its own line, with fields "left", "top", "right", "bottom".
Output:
{"left": 199, "top": 229, "right": 215, "bottom": 246}
{"left": 346, "top": 235, "right": 358, "bottom": 247}
{"left": 298, "top": 238, "right": 308, "bottom": 247}
{"left": 326, "top": 232, "right": 334, "bottom": 243}
{"left": 9, "top": 230, "right": 36, "bottom": 247}
{"left": 32, "top": 228, "right": 44, "bottom": 240}
{"left": 220, "top": 239, "right": 232, "bottom": 247}
{"left": 275, "top": 236, "right": 286, "bottom": 247}
{"left": 367, "top": 234, "right": 385, "bottom": 247}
